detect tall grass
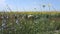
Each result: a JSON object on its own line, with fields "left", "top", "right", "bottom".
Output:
{"left": 0, "top": 13, "right": 60, "bottom": 34}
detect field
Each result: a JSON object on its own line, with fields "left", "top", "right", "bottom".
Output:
{"left": 0, "top": 12, "right": 60, "bottom": 34}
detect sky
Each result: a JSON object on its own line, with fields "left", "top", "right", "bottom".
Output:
{"left": 0, "top": 0, "right": 60, "bottom": 12}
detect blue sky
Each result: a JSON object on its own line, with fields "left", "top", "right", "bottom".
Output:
{"left": 0, "top": 0, "right": 60, "bottom": 11}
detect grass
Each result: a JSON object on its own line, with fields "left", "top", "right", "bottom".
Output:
{"left": 0, "top": 12, "right": 60, "bottom": 34}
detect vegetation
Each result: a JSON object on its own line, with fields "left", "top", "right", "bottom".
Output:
{"left": 0, "top": 12, "right": 60, "bottom": 34}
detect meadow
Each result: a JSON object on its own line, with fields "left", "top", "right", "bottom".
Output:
{"left": 0, "top": 11, "right": 60, "bottom": 34}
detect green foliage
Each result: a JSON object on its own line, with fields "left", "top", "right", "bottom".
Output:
{"left": 0, "top": 13, "right": 60, "bottom": 34}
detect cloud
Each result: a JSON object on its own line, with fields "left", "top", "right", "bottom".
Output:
{"left": 0, "top": 0, "right": 6, "bottom": 10}
{"left": 0, "top": 0, "right": 6, "bottom": 5}
{"left": 0, "top": 0, "right": 18, "bottom": 11}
